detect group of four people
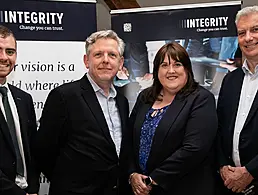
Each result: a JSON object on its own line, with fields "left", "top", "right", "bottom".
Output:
{"left": 1, "top": 5, "right": 258, "bottom": 195}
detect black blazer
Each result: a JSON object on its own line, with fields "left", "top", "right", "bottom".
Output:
{"left": 0, "top": 84, "right": 39, "bottom": 195}
{"left": 217, "top": 68, "right": 258, "bottom": 189}
{"left": 129, "top": 86, "right": 218, "bottom": 195}
{"left": 33, "top": 74, "right": 130, "bottom": 195}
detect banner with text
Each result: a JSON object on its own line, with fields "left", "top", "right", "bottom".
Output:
{"left": 111, "top": 1, "right": 241, "bottom": 110}
{"left": 1, "top": 0, "right": 96, "bottom": 194}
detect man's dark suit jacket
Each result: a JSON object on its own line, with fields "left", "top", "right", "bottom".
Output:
{"left": 128, "top": 86, "right": 218, "bottom": 195}
{"left": 217, "top": 68, "right": 258, "bottom": 193}
{"left": 33, "top": 74, "right": 130, "bottom": 195}
{"left": 0, "top": 84, "right": 39, "bottom": 195}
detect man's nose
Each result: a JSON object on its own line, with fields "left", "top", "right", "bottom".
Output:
{"left": 102, "top": 53, "right": 109, "bottom": 63}
{"left": 244, "top": 31, "right": 253, "bottom": 42}
{"left": 0, "top": 50, "right": 8, "bottom": 60}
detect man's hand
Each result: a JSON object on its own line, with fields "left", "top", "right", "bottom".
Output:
{"left": 220, "top": 165, "right": 234, "bottom": 181}
{"left": 224, "top": 166, "right": 254, "bottom": 193}
{"left": 130, "top": 173, "right": 152, "bottom": 195}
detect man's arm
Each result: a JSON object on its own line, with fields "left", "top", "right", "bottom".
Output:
{"left": 32, "top": 88, "right": 68, "bottom": 180}
{"left": 128, "top": 91, "right": 150, "bottom": 195}
{"left": 216, "top": 75, "right": 234, "bottom": 186}
{"left": 216, "top": 73, "right": 232, "bottom": 168}
{"left": 0, "top": 169, "right": 26, "bottom": 195}
{"left": 26, "top": 94, "right": 40, "bottom": 194}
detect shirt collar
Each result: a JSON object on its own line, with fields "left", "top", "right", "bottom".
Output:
{"left": 0, "top": 82, "right": 10, "bottom": 92}
{"left": 86, "top": 73, "right": 117, "bottom": 98}
{"left": 242, "top": 59, "right": 258, "bottom": 75}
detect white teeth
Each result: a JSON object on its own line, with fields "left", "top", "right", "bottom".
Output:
{"left": 245, "top": 44, "right": 257, "bottom": 48}
{"left": 167, "top": 76, "right": 177, "bottom": 80}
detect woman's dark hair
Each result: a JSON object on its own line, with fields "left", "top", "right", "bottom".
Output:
{"left": 143, "top": 42, "right": 198, "bottom": 103}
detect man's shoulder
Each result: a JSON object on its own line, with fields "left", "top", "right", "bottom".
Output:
{"left": 218, "top": 67, "right": 244, "bottom": 91}
{"left": 57, "top": 79, "right": 80, "bottom": 90}
{"left": 224, "top": 67, "right": 243, "bottom": 80}
{"left": 52, "top": 77, "right": 83, "bottom": 94}
{"left": 8, "top": 84, "right": 32, "bottom": 98}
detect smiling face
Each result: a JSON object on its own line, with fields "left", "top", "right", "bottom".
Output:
{"left": 84, "top": 38, "right": 124, "bottom": 87}
{"left": 0, "top": 35, "right": 16, "bottom": 84}
{"left": 236, "top": 12, "right": 258, "bottom": 61}
{"left": 158, "top": 54, "right": 188, "bottom": 95}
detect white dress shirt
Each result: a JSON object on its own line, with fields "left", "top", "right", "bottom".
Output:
{"left": 232, "top": 60, "right": 258, "bottom": 167}
{"left": 0, "top": 83, "right": 28, "bottom": 189}
{"left": 87, "top": 74, "right": 122, "bottom": 156}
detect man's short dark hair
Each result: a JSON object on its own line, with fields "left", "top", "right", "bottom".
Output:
{"left": 0, "top": 25, "right": 17, "bottom": 46}
{"left": 0, "top": 25, "right": 15, "bottom": 38}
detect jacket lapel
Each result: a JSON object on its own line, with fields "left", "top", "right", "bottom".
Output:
{"left": 9, "top": 85, "right": 30, "bottom": 162}
{"left": 147, "top": 95, "right": 186, "bottom": 165}
{"left": 244, "top": 86, "right": 258, "bottom": 128}
{"left": 228, "top": 70, "right": 245, "bottom": 135}
{"left": 0, "top": 108, "right": 16, "bottom": 156}
{"left": 80, "top": 75, "right": 115, "bottom": 147}
{"left": 134, "top": 103, "right": 151, "bottom": 161}
{"left": 116, "top": 93, "right": 126, "bottom": 137}
{"left": 115, "top": 91, "right": 128, "bottom": 158}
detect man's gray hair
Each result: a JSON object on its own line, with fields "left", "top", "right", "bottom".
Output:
{"left": 235, "top": 5, "right": 258, "bottom": 24}
{"left": 85, "top": 30, "right": 125, "bottom": 56}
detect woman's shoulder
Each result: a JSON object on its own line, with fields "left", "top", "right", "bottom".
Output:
{"left": 187, "top": 85, "right": 215, "bottom": 101}
{"left": 137, "top": 87, "right": 151, "bottom": 101}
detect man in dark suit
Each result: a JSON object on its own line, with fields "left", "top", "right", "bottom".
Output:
{"left": 33, "top": 30, "right": 129, "bottom": 195}
{"left": 217, "top": 5, "right": 258, "bottom": 194}
{"left": 0, "top": 25, "right": 39, "bottom": 195}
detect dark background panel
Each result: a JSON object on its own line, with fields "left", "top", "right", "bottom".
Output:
{"left": 111, "top": 5, "right": 240, "bottom": 42}
{"left": 0, "top": 0, "right": 96, "bottom": 41}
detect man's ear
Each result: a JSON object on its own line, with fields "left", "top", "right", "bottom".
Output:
{"left": 119, "top": 56, "right": 124, "bottom": 70}
{"left": 84, "top": 54, "right": 89, "bottom": 69}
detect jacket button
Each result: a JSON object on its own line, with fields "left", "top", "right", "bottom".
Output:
{"left": 113, "top": 185, "right": 117, "bottom": 189}
{"left": 12, "top": 162, "right": 15, "bottom": 165}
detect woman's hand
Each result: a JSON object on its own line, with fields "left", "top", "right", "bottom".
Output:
{"left": 130, "top": 173, "right": 152, "bottom": 195}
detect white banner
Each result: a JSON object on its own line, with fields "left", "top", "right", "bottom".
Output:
{"left": 1, "top": 1, "right": 96, "bottom": 194}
